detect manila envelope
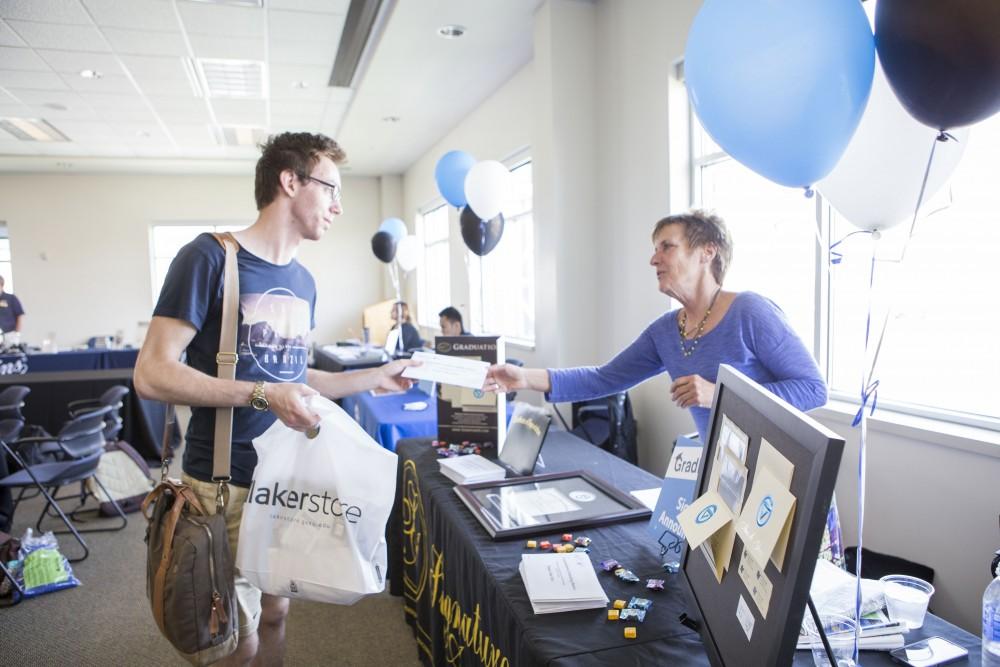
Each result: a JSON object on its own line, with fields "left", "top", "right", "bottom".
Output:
{"left": 757, "top": 438, "right": 795, "bottom": 571}
{"left": 677, "top": 490, "right": 735, "bottom": 582}
{"left": 735, "top": 466, "right": 797, "bottom": 571}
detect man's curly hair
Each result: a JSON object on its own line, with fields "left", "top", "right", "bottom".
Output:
{"left": 254, "top": 132, "right": 346, "bottom": 210}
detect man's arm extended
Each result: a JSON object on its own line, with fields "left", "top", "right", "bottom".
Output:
{"left": 306, "top": 358, "right": 417, "bottom": 400}
{"left": 134, "top": 315, "right": 320, "bottom": 431}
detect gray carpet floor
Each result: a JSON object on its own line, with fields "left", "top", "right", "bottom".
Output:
{"left": 0, "top": 441, "right": 423, "bottom": 666}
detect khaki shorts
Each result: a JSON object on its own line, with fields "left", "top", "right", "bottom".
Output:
{"left": 182, "top": 474, "right": 261, "bottom": 637}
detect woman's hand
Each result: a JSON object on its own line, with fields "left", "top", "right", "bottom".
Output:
{"left": 485, "top": 363, "right": 526, "bottom": 393}
{"left": 670, "top": 374, "right": 716, "bottom": 409}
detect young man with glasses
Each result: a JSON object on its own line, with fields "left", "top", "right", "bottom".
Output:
{"left": 135, "top": 132, "right": 415, "bottom": 665}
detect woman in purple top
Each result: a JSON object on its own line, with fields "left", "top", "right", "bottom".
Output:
{"left": 486, "top": 210, "right": 827, "bottom": 442}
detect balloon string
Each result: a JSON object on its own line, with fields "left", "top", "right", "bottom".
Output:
{"left": 389, "top": 262, "right": 402, "bottom": 355}
{"left": 829, "top": 229, "right": 875, "bottom": 265}
{"left": 479, "top": 254, "right": 485, "bottom": 334}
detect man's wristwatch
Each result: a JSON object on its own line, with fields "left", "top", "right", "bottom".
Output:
{"left": 249, "top": 381, "right": 269, "bottom": 411}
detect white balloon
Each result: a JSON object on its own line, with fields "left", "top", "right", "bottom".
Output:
{"left": 818, "top": 59, "right": 969, "bottom": 230}
{"left": 395, "top": 235, "right": 421, "bottom": 272}
{"left": 464, "top": 160, "right": 512, "bottom": 221}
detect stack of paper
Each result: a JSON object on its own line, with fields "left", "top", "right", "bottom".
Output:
{"left": 519, "top": 552, "right": 609, "bottom": 614}
{"left": 438, "top": 454, "right": 506, "bottom": 484}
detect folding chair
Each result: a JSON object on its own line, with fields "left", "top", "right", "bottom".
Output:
{"left": 0, "top": 407, "right": 127, "bottom": 562}
{"left": 66, "top": 384, "right": 130, "bottom": 443}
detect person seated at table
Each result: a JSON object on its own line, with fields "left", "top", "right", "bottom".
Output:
{"left": 0, "top": 276, "right": 24, "bottom": 335}
{"left": 438, "top": 306, "right": 469, "bottom": 336}
{"left": 485, "top": 209, "right": 827, "bottom": 443}
{"left": 390, "top": 301, "right": 425, "bottom": 351}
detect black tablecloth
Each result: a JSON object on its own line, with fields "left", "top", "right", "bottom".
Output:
{"left": 0, "top": 369, "right": 175, "bottom": 461}
{"left": 388, "top": 433, "right": 982, "bottom": 667}
{"left": 0, "top": 348, "right": 139, "bottom": 374}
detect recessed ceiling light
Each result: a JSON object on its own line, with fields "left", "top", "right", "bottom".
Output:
{"left": 136, "top": 130, "right": 151, "bottom": 138}
{"left": 79, "top": 69, "right": 102, "bottom": 79}
{"left": 292, "top": 80, "right": 309, "bottom": 89}
{"left": 382, "top": 115, "right": 400, "bottom": 123}
{"left": 437, "top": 24, "right": 466, "bottom": 39}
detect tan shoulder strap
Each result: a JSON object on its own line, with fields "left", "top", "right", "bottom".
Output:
{"left": 210, "top": 232, "right": 239, "bottom": 485}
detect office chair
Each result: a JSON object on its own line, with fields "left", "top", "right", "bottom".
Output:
{"left": 569, "top": 392, "right": 639, "bottom": 464}
{"left": 0, "top": 406, "right": 127, "bottom": 562}
{"left": 0, "top": 385, "right": 29, "bottom": 421}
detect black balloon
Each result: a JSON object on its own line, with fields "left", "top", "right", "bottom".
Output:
{"left": 876, "top": 0, "right": 1000, "bottom": 130}
{"left": 460, "top": 206, "right": 505, "bottom": 256}
{"left": 371, "top": 230, "right": 396, "bottom": 263}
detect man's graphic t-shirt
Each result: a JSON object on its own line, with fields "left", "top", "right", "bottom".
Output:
{"left": 153, "top": 233, "right": 316, "bottom": 486}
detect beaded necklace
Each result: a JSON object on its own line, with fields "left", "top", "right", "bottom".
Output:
{"left": 677, "top": 287, "right": 722, "bottom": 358}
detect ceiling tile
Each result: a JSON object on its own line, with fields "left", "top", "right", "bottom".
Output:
{"left": 147, "top": 96, "right": 211, "bottom": 123}
{"left": 0, "top": 0, "right": 92, "bottom": 25}
{"left": 102, "top": 27, "right": 186, "bottom": 57}
{"left": 113, "top": 121, "right": 172, "bottom": 142}
{"left": 210, "top": 98, "right": 266, "bottom": 125}
{"left": 64, "top": 74, "right": 138, "bottom": 94}
{"left": 0, "top": 70, "right": 70, "bottom": 90}
{"left": 267, "top": 64, "right": 346, "bottom": 102}
{"left": 268, "top": 10, "right": 343, "bottom": 42}
{"left": 37, "top": 49, "right": 125, "bottom": 74}
{"left": 133, "top": 75, "right": 196, "bottom": 96}
{"left": 0, "top": 103, "right": 31, "bottom": 116}
{"left": 188, "top": 33, "right": 264, "bottom": 61}
{"left": 270, "top": 99, "right": 325, "bottom": 118}
{"left": 97, "top": 107, "right": 156, "bottom": 122}
{"left": 5, "top": 21, "right": 111, "bottom": 51}
{"left": 54, "top": 120, "right": 117, "bottom": 140}
{"left": 269, "top": 38, "right": 337, "bottom": 67}
{"left": 118, "top": 54, "right": 187, "bottom": 79}
{"left": 166, "top": 123, "right": 216, "bottom": 146}
{"left": 0, "top": 46, "right": 50, "bottom": 71}
{"left": 178, "top": 2, "right": 264, "bottom": 38}
{"left": 267, "top": 0, "right": 349, "bottom": 14}
{"left": 0, "top": 22, "right": 27, "bottom": 47}
{"left": 81, "top": 0, "right": 179, "bottom": 31}
{"left": 79, "top": 92, "right": 149, "bottom": 111}
{"left": 26, "top": 104, "right": 100, "bottom": 120}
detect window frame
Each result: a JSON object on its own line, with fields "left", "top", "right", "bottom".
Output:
{"left": 148, "top": 221, "right": 247, "bottom": 306}
{"left": 414, "top": 199, "right": 451, "bottom": 332}
{"left": 466, "top": 149, "right": 536, "bottom": 348}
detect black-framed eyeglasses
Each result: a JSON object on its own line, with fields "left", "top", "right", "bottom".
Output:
{"left": 304, "top": 175, "right": 342, "bottom": 203}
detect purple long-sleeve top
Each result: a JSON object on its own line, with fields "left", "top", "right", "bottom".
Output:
{"left": 546, "top": 292, "right": 827, "bottom": 441}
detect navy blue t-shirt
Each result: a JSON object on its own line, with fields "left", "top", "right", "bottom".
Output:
{"left": 0, "top": 292, "right": 24, "bottom": 333}
{"left": 153, "top": 233, "right": 316, "bottom": 486}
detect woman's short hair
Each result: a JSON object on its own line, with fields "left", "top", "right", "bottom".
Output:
{"left": 651, "top": 210, "right": 733, "bottom": 283}
{"left": 254, "top": 132, "right": 346, "bottom": 210}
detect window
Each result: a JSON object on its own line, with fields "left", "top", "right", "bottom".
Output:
{"left": 684, "top": 76, "right": 1000, "bottom": 430}
{"left": 0, "top": 223, "right": 13, "bottom": 292}
{"left": 415, "top": 203, "right": 450, "bottom": 330}
{"left": 149, "top": 224, "right": 246, "bottom": 304}
{"left": 467, "top": 158, "right": 535, "bottom": 346}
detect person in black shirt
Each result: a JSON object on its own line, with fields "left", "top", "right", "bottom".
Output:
{"left": 0, "top": 277, "right": 24, "bottom": 334}
{"left": 390, "top": 301, "right": 425, "bottom": 350}
{"left": 438, "top": 306, "right": 468, "bottom": 336}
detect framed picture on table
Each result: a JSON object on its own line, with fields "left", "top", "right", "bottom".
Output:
{"left": 454, "top": 470, "right": 651, "bottom": 540}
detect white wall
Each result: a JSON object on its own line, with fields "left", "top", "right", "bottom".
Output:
{"left": 0, "top": 172, "right": 383, "bottom": 348}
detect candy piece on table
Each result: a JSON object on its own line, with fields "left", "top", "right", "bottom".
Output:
{"left": 624, "top": 627, "right": 637, "bottom": 639}
{"left": 562, "top": 544, "right": 575, "bottom": 553}
{"left": 561, "top": 533, "right": 573, "bottom": 542}
{"left": 525, "top": 540, "right": 537, "bottom": 549}
{"left": 574, "top": 536, "right": 592, "bottom": 547}
{"left": 600, "top": 559, "right": 621, "bottom": 572}
{"left": 662, "top": 562, "right": 680, "bottom": 574}
{"left": 553, "top": 545, "right": 566, "bottom": 553}
{"left": 628, "top": 597, "right": 653, "bottom": 611}
{"left": 539, "top": 541, "right": 552, "bottom": 551}
{"left": 620, "top": 608, "right": 646, "bottom": 623}
{"left": 607, "top": 609, "right": 620, "bottom": 621}
{"left": 613, "top": 599, "right": 627, "bottom": 610}
{"left": 646, "top": 579, "right": 665, "bottom": 591}
{"left": 431, "top": 440, "right": 441, "bottom": 447}
{"left": 615, "top": 569, "right": 640, "bottom": 583}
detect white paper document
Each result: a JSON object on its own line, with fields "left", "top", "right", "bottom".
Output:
{"left": 402, "top": 351, "right": 489, "bottom": 389}
{"left": 519, "top": 552, "right": 609, "bottom": 614}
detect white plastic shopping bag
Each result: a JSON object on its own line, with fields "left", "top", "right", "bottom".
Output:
{"left": 236, "top": 396, "right": 397, "bottom": 605}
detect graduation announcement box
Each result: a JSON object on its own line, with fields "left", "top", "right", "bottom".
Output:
{"left": 434, "top": 335, "right": 506, "bottom": 457}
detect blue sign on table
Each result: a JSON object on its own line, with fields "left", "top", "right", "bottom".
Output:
{"left": 647, "top": 435, "right": 704, "bottom": 568}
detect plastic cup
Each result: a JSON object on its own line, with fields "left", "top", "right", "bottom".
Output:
{"left": 806, "top": 613, "right": 857, "bottom": 667}
{"left": 880, "top": 574, "right": 934, "bottom": 629}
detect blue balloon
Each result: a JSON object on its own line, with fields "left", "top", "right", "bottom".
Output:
{"left": 434, "top": 150, "right": 476, "bottom": 207}
{"left": 378, "top": 217, "right": 407, "bottom": 241}
{"left": 685, "top": 0, "right": 875, "bottom": 188}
